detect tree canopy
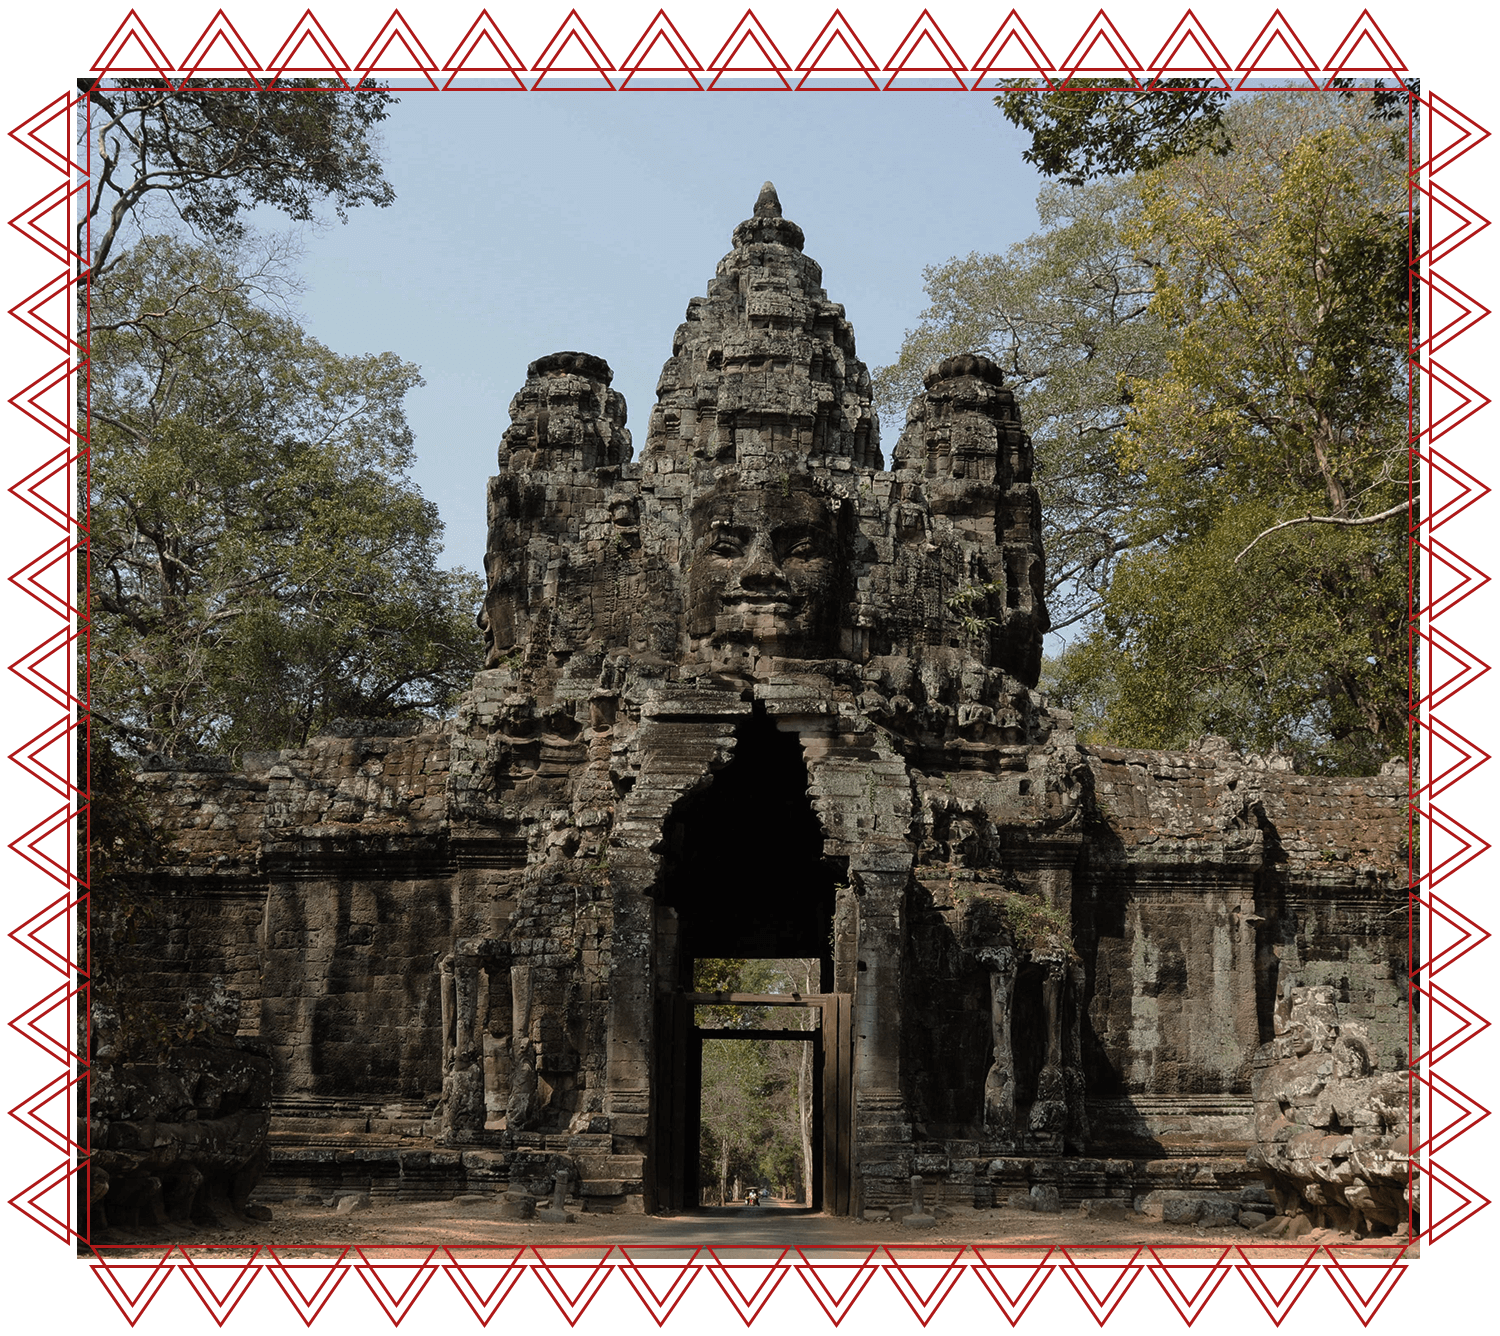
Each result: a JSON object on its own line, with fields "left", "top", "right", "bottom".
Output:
{"left": 996, "top": 81, "right": 1232, "bottom": 184}
{"left": 89, "top": 234, "right": 483, "bottom": 758}
{"left": 993, "top": 81, "right": 1413, "bottom": 186}
{"left": 881, "top": 91, "right": 1413, "bottom": 773}
{"left": 82, "top": 83, "right": 396, "bottom": 282}
{"left": 80, "top": 81, "right": 486, "bottom": 762}
{"left": 874, "top": 175, "right": 1171, "bottom": 633}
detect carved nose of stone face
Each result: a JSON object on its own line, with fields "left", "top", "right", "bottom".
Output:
{"left": 735, "top": 537, "right": 787, "bottom": 594}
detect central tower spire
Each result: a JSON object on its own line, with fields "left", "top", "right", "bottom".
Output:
{"left": 642, "top": 184, "right": 881, "bottom": 471}
{"left": 753, "top": 180, "right": 782, "bottom": 218}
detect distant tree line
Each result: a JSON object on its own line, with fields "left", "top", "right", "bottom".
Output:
{"left": 694, "top": 959, "right": 818, "bottom": 1206}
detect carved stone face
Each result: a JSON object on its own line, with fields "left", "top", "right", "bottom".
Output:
{"left": 687, "top": 478, "right": 840, "bottom": 666}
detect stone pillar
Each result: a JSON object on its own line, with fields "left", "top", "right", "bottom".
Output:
{"left": 902, "top": 1173, "right": 935, "bottom": 1228}
{"left": 982, "top": 947, "right": 1017, "bottom": 1144}
{"left": 832, "top": 881, "right": 859, "bottom": 996}
{"left": 601, "top": 879, "right": 654, "bottom": 1131}
{"left": 1042, "top": 961, "right": 1063, "bottom": 1068}
{"left": 1063, "top": 961, "right": 1090, "bottom": 1153}
{"left": 508, "top": 963, "right": 539, "bottom": 1131}
{"left": 439, "top": 954, "right": 455, "bottom": 1071}
{"left": 476, "top": 966, "right": 490, "bottom": 1056}
{"left": 852, "top": 869, "right": 912, "bottom": 1152}
{"left": 1028, "top": 956, "right": 1069, "bottom": 1151}
{"left": 440, "top": 944, "right": 487, "bottom": 1142}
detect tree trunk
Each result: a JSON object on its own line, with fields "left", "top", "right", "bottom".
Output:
{"left": 719, "top": 1132, "right": 728, "bottom": 1207}
{"left": 799, "top": 965, "right": 816, "bottom": 1206}
{"left": 799, "top": 1039, "right": 814, "bottom": 1205}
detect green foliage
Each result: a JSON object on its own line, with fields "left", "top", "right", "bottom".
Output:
{"left": 883, "top": 92, "right": 1412, "bottom": 774}
{"left": 995, "top": 82, "right": 1232, "bottom": 185}
{"left": 1082, "top": 96, "right": 1411, "bottom": 772}
{"left": 997, "top": 894, "right": 1072, "bottom": 952}
{"left": 693, "top": 957, "right": 775, "bottom": 1027}
{"left": 1038, "top": 645, "right": 1114, "bottom": 745}
{"left": 993, "top": 81, "right": 1415, "bottom": 188}
{"left": 89, "top": 235, "right": 484, "bottom": 758}
{"left": 694, "top": 959, "right": 816, "bottom": 1203}
{"left": 874, "top": 175, "right": 1173, "bottom": 633}
{"left": 946, "top": 581, "right": 1005, "bottom": 638}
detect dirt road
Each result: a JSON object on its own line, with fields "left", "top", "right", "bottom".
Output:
{"left": 88, "top": 1198, "right": 1409, "bottom": 1257}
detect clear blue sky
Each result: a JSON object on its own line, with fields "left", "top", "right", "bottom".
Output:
{"left": 280, "top": 92, "right": 1045, "bottom": 574}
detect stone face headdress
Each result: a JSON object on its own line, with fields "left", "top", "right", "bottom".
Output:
{"left": 479, "top": 186, "right": 1048, "bottom": 731}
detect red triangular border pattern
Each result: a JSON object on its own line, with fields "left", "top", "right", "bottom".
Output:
{"left": 1147, "top": 12, "right": 1231, "bottom": 87}
{"left": 176, "top": 1246, "right": 265, "bottom": 1327}
{"left": 352, "top": 1246, "right": 441, "bottom": 1324}
{"left": 1146, "top": 1247, "right": 1234, "bottom": 1325}
{"left": 616, "top": 1246, "right": 702, "bottom": 1325}
{"left": 443, "top": 1246, "right": 530, "bottom": 1324}
{"left": 706, "top": 11, "right": 792, "bottom": 91}
{"left": 1323, "top": 9, "right": 1407, "bottom": 85}
{"left": 881, "top": 10, "right": 968, "bottom": 92}
{"left": 263, "top": 1247, "right": 353, "bottom": 1324}
{"left": 1057, "top": 1247, "right": 1144, "bottom": 1325}
{"left": 8, "top": 12, "right": 1495, "bottom": 1334}
{"left": 530, "top": 1246, "right": 615, "bottom": 1323}
{"left": 618, "top": 11, "right": 704, "bottom": 91}
{"left": 265, "top": 10, "right": 352, "bottom": 87}
{"left": 530, "top": 9, "right": 617, "bottom": 91}
{"left": 969, "top": 1245, "right": 1056, "bottom": 1324}
{"left": 352, "top": 11, "right": 440, "bottom": 91}
{"left": 969, "top": 11, "right": 1056, "bottom": 90}
{"left": 794, "top": 11, "right": 881, "bottom": 91}
{"left": 706, "top": 1247, "right": 791, "bottom": 1324}
{"left": 1234, "top": 1247, "right": 1322, "bottom": 1326}
{"left": 12, "top": 1248, "right": 1500, "bottom": 1324}
{"left": 793, "top": 1246, "right": 880, "bottom": 1324}
{"left": 1234, "top": 10, "right": 1321, "bottom": 90}
{"left": 178, "top": 10, "right": 264, "bottom": 89}
{"left": 881, "top": 1245, "right": 968, "bottom": 1325}
{"left": 441, "top": 11, "right": 529, "bottom": 90}
{"left": 1056, "top": 10, "right": 1144, "bottom": 90}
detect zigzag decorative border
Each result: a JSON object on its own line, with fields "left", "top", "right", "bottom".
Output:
{"left": 5, "top": 6, "right": 1490, "bottom": 1329}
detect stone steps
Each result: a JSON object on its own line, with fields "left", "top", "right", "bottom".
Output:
{"left": 575, "top": 1152, "right": 646, "bottom": 1203}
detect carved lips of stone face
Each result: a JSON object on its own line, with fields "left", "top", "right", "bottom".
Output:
{"left": 688, "top": 480, "right": 839, "bottom": 667}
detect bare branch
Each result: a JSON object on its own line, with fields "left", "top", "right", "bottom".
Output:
{"left": 1047, "top": 601, "right": 1105, "bottom": 633}
{"left": 1233, "top": 500, "right": 1411, "bottom": 564}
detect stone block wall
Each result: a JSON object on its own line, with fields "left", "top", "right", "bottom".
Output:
{"left": 1071, "top": 742, "right": 1408, "bottom": 1152}
{"left": 259, "top": 875, "right": 451, "bottom": 1100}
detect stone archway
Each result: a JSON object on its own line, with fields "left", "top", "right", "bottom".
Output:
{"left": 643, "top": 705, "right": 851, "bottom": 1212}
{"left": 654, "top": 704, "right": 840, "bottom": 985}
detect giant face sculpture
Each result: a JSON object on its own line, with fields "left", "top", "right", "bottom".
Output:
{"left": 687, "top": 475, "right": 843, "bottom": 670}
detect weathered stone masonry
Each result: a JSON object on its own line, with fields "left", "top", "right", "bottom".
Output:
{"left": 124, "top": 185, "right": 1411, "bottom": 1221}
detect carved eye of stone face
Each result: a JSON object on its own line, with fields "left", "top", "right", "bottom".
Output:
{"left": 707, "top": 524, "right": 749, "bottom": 558}
{"left": 778, "top": 529, "right": 822, "bottom": 563}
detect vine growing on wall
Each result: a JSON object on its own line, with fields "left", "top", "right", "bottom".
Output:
{"left": 997, "top": 894, "right": 1073, "bottom": 953}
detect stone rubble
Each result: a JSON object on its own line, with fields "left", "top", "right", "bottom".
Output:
{"left": 1249, "top": 985, "right": 1415, "bottom": 1237}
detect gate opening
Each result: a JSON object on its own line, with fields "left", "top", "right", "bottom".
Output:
{"left": 648, "top": 709, "right": 854, "bottom": 1215}
{"left": 694, "top": 961, "right": 819, "bottom": 1211}
{"left": 655, "top": 705, "right": 840, "bottom": 983}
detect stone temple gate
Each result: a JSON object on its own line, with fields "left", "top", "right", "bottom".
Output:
{"left": 123, "top": 185, "right": 1410, "bottom": 1220}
